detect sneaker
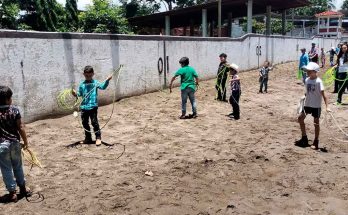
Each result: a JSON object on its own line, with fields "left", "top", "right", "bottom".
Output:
{"left": 179, "top": 115, "right": 186, "bottom": 119}
{"left": 311, "top": 139, "right": 319, "bottom": 150}
{"left": 228, "top": 112, "right": 234, "bottom": 117}
{"left": 335, "top": 102, "right": 342, "bottom": 106}
{"left": 295, "top": 136, "right": 309, "bottom": 147}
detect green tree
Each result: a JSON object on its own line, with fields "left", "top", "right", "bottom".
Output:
{"left": 19, "top": 0, "right": 59, "bottom": 31}
{"left": 0, "top": 0, "right": 20, "bottom": 29}
{"left": 65, "top": 0, "right": 78, "bottom": 30}
{"left": 295, "top": 0, "right": 335, "bottom": 16}
{"left": 79, "top": 0, "right": 130, "bottom": 33}
{"left": 342, "top": 0, "right": 348, "bottom": 10}
{"left": 242, "top": 18, "right": 294, "bottom": 34}
{"left": 121, "top": 0, "right": 160, "bottom": 18}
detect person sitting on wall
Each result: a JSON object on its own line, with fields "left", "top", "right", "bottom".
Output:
{"left": 215, "top": 53, "right": 229, "bottom": 102}
{"left": 169, "top": 57, "right": 199, "bottom": 119}
{"left": 309, "top": 43, "right": 319, "bottom": 64}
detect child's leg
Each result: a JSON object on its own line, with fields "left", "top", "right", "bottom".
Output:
{"left": 81, "top": 110, "right": 92, "bottom": 141}
{"left": 187, "top": 88, "right": 197, "bottom": 115}
{"left": 298, "top": 112, "right": 307, "bottom": 136}
{"left": 216, "top": 76, "right": 222, "bottom": 100}
{"left": 232, "top": 91, "right": 240, "bottom": 119}
{"left": 302, "top": 71, "right": 307, "bottom": 84}
{"left": 221, "top": 75, "right": 228, "bottom": 101}
{"left": 90, "top": 108, "right": 101, "bottom": 139}
{"left": 181, "top": 89, "right": 188, "bottom": 116}
{"left": 314, "top": 117, "right": 320, "bottom": 140}
{"left": 0, "top": 141, "right": 17, "bottom": 192}
{"left": 10, "top": 141, "right": 25, "bottom": 187}
{"left": 259, "top": 77, "right": 263, "bottom": 92}
{"left": 337, "top": 73, "right": 348, "bottom": 103}
{"left": 264, "top": 78, "right": 268, "bottom": 92}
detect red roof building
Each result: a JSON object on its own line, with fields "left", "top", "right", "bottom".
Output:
{"left": 315, "top": 11, "right": 343, "bottom": 38}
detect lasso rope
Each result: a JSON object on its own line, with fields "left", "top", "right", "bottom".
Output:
{"left": 22, "top": 148, "right": 43, "bottom": 170}
{"left": 57, "top": 65, "right": 123, "bottom": 133}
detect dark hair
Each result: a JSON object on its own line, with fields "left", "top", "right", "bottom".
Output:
{"left": 337, "top": 44, "right": 348, "bottom": 65}
{"left": 179, "top": 57, "right": 189, "bottom": 66}
{"left": 84, "top": 66, "right": 94, "bottom": 73}
{"left": 219, "top": 53, "right": 227, "bottom": 58}
{"left": 0, "top": 86, "right": 13, "bottom": 105}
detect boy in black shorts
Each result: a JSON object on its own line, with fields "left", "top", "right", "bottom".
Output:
{"left": 296, "top": 62, "right": 329, "bottom": 150}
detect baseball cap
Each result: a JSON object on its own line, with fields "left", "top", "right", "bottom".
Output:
{"left": 302, "top": 62, "right": 320, "bottom": 72}
{"left": 227, "top": 63, "right": 239, "bottom": 72}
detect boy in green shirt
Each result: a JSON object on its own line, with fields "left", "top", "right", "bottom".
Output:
{"left": 169, "top": 57, "right": 199, "bottom": 119}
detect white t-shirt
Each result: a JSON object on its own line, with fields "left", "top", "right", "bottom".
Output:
{"left": 304, "top": 77, "right": 324, "bottom": 108}
{"left": 338, "top": 58, "right": 348, "bottom": 73}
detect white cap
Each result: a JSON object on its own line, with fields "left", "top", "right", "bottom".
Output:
{"left": 332, "top": 47, "right": 335, "bottom": 50}
{"left": 302, "top": 62, "right": 320, "bottom": 72}
{"left": 228, "top": 63, "right": 239, "bottom": 72}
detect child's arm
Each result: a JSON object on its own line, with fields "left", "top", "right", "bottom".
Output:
{"left": 195, "top": 77, "right": 199, "bottom": 86}
{"left": 17, "top": 119, "right": 29, "bottom": 149}
{"left": 98, "top": 79, "right": 111, "bottom": 90}
{"left": 72, "top": 84, "right": 83, "bottom": 97}
{"left": 169, "top": 76, "right": 178, "bottom": 93}
{"left": 231, "top": 75, "right": 240, "bottom": 81}
{"left": 321, "top": 91, "right": 330, "bottom": 112}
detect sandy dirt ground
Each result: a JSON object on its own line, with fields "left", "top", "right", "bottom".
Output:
{"left": 1, "top": 61, "right": 348, "bottom": 215}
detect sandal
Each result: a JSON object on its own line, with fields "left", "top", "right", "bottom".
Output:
{"left": 310, "top": 140, "right": 319, "bottom": 150}
{"left": 8, "top": 191, "right": 17, "bottom": 202}
{"left": 19, "top": 186, "right": 32, "bottom": 197}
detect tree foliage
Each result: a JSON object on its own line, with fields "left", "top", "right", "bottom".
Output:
{"left": 120, "top": 0, "right": 160, "bottom": 18}
{"left": 79, "top": 0, "right": 130, "bottom": 34}
{"left": 342, "top": 0, "right": 348, "bottom": 10}
{"left": 0, "top": 0, "right": 20, "bottom": 29}
{"left": 242, "top": 18, "right": 294, "bottom": 35}
{"left": 65, "top": 0, "right": 78, "bottom": 30}
{"left": 295, "top": 0, "right": 335, "bottom": 16}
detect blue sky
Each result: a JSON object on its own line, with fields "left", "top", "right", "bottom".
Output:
{"left": 57, "top": 0, "right": 344, "bottom": 10}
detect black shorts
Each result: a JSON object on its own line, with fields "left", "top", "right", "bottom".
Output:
{"left": 303, "top": 107, "right": 321, "bottom": 118}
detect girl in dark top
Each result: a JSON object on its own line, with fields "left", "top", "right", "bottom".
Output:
{"left": 335, "top": 44, "right": 348, "bottom": 104}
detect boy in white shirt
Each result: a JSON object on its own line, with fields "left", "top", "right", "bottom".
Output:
{"left": 296, "top": 62, "right": 329, "bottom": 150}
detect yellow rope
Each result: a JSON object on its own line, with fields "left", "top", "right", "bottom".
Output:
{"left": 21, "top": 148, "right": 43, "bottom": 170}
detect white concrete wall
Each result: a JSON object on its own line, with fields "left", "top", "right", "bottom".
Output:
{"left": 0, "top": 31, "right": 339, "bottom": 122}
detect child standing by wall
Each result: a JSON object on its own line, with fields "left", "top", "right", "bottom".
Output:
{"left": 169, "top": 57, "right": 199, "bottom": 119}
{"left": 320, "top": 48, "right": 326, "bottom": 68}
{"left": 259, "top": 61, "right": 272, "bottom": 93}
{"left": 0, "top": 86, "right": 31, "bottom": 202}
{"left": 299, "top": 48, "right": 309, "bottom": 85}
{"left": 296, "top": 62, "right": 329, "bottom": 150}
{"left": 228, "top": 64, "right": 241, "bottom": 120}
{"left": 72, "top": 66, "right": 112, "bottom": 146}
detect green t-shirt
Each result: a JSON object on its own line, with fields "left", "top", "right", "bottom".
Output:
{"left": 174, "top": 66, "right": 198, "bottom": 90}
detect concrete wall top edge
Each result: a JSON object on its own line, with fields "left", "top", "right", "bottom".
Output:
{"left": 0, "top": 30, "right": 331, "bottom": 42}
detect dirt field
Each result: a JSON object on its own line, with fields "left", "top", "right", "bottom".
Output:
{"left": 1, "top": 61, "right": 347, "bottom": 215}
